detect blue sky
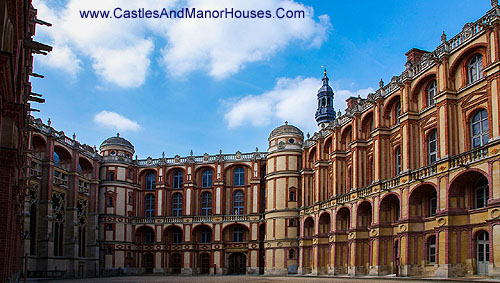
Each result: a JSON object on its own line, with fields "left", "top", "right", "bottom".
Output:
{"left": 31, "top": 0, "right": 491, "bottom": 159}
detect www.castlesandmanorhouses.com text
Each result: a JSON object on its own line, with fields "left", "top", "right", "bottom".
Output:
{"left": 79, "top": 7, "right": 307, "bottom": 19}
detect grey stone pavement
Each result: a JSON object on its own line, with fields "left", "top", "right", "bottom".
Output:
{"left": 34, "top": 275, "right": 500, "bottom": 283}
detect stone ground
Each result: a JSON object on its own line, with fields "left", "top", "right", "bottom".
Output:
{"left": 39, "top": 275, "right": 500, "bottom": 283}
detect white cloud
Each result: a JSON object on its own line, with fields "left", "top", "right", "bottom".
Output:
{"left": 33, "top": 0, "right": 330, "bottom": 87}
{"left": 160, "top": 0, "right": 331, "bottom": 79}
{"left": 94, "top": 110, "right": 140, "bottom": 132}
{"left": 224, "top": 76, "right": 375, "bottom": 133}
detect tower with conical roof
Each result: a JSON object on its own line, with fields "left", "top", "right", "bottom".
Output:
{"left": 315, "top": 70, "right": 336, "bottom": 128}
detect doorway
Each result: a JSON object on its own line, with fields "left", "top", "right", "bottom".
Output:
{"left": 228, "top": 253, "right": 246, "bottom": 275}
{"left": 477, "top": 231, "right": 489, "bottom": 275}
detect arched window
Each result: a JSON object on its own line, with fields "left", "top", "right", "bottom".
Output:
{"left": 428, "top": 129, "right": 438, "bottom": 164}
{"left": 232, "top": 227, "right": 244, "bottom": 242}
{"left": 428, "top": 236, "right": 436, "bottom": 263}
{"left": 202, "top": 169, "right": 212, "bottom": 188}
{"left": 395, "top": 101, "right": 401, "bottom": 125}
{"left": 289, "top": 249, "right": 295, "bottom": 259}
{"left": 471, "top": 109, "right": 489, "bottom": 149}
{"left": 468, "top": 54, "right": 483, "bottom": 83}
{"left": 474, "top": 177, "right": 489, "bottom": 209}
{"left": 54, "top": 152, "right": 60, "bottom": 166}
{"left": 200, "top": 228, "right": 212, "bottom": 243}
{"left": 427, "top": 80, "right": 437, "bottom": 106}
{"left": 233, "top": 167, "right": 245, "bottom": 186}
{"left": 289, "top": 190, "right": 296, "bottom": 201}
{"left": 173, "top": 170, "right": 183, "bottom": 189}
{"left": 172, "top": 193, "right": 183, "bottom": 216}
{"left": 395, "top": 146, "right": 402, "bottom": 175}
{"left": 108, "top": 172, "right": 114, "bottom": 181}
{"left": 201, "top": 192, "right": 212, "bottom": 216}
{"left": 146, "top": 172, "right": 156, "bottom": 190}
{"left": 233, "top": 190, "right": 244, "bottom": 215}
{"left": 145, "top": 194, "right": 155, "bottom": 217}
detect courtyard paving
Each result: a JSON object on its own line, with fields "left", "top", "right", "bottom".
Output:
{"left": 40, "top": 275, "right": 500, "bottom": 283}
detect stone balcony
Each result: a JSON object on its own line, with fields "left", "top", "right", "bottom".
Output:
{"left": 132, "top": 214, "right": 263, "bottom": 225}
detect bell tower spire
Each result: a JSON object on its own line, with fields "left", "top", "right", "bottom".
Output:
{"left": 315, "top": 69, "right": 336, "bottom": 128}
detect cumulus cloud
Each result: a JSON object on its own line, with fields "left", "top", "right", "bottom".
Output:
{"left": 94, "top": 110, "right": 140, "bottom": 132}
{"left": 224, "top": 76, "right": 375, "bottom": 132}
{"left": 160, "top": 0, "right": 331, "bottom": 79}
{"left": 33, "top": 0, "right": 330, "bottom": 87}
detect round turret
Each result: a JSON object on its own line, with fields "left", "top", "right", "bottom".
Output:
{"left": 268, "top": 122, "right": 304, "bottom": 153}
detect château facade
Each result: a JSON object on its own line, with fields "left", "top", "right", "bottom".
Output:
{"left": 20, "top": 0, "right": 500, "bottom": 280}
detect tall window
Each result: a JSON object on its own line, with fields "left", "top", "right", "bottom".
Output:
{"left": 200, "top": 228, "right": 211, "bottom": 243}
{"left": 233, "top": 190, "right": 244, "bottom": 215}
{"left": 202, "top": 169, "right": 212, "bottom": 188}
{"left": 172, "top": 193, "right": 183, "bottom": 216}
{"left": 471, "top": 109, "right": 489, "bottom": 149}
{"left": 232, "top": 227, "right": 244, "bottom": 242}
{"left": 395, "top": 102, "right": 401, "bottom": 125}
{"left": 233, "top": 167, "right": 245, "bottom": 186}
{"left": 395, "top": 146, "right": 402, "bottom": 175}
{"left": 54, "top": 152, "right": 60, "bottom": 166}
{"left": 427, "top": 80, "right": 437, "bottom": 106}
{"left": 475, "top": 177, "right": 489, "bottom": 209}
{"left": 429, "top": 190, "right": 437, "bottom": 216}
{"left": 108, "top": 172, "right": 114, "bottom": 181}
{"left": 145, "top": 194, "right": 155, "bottom": 217}
{"left": 201, "top": 192, "right": 212, "bottom": 216}
{"left": 428, "top": 129, "right": 438, "bottom": 164}
{"left": 428, "top": 236, "right": 436, "bottom": 263}
{"left": 173, "top": 170, "right": 183, "bottom": 189}
{"left": 289, "top": 249, "right": 295, "bottom": 259}
{"left": 146, "top": 172, "right": 156, "bottom": 190}
{"left": 468, "top": 54, "right": 483, "bottom": 83}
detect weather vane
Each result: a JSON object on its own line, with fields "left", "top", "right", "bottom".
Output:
{"left": 321, "top": 65, "right": 327, "bottom": 75}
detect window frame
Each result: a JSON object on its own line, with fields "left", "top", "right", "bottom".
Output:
{"left": 428, "top": 129, "right": 438, "bottom": 164}
{"left": 470, "top": 109, "right": 489, "bottom": 149}
{"left": 200, "top": 228, "right": 211, "bottom": 243}
{"left": 233, "top": 167, "right": 245, "bottom": 186}
{"left": 427, "top": 80, "right": 437, "bottom": 106}
{"left": 395, "top": 146, "right": 402, "bottom": 175}
{"left": 173, "top": 170, "right": 184, "bottom": 189}
{"left": 468, "top": 54, "right": 483, "bottom": 84}
{"left": 145, "top": 172, "right": 156, "bottom": 190}
{"left": 427, "top": 236, "right": 436, "bottom": 264}
{"left": 233, "top": 190, "right": 245, "bottom": 215}
{"left": 201, "top": 191, "right": 212, "bottom": 216}
{"left": 201, "top": 169, "right": 213, "bottom": 188}
{"left": 145, "top": 194, "right": 155, "bottom": 217}
{"left": 474, "top": 177, "right": 489, "bottom": 209}
{"left": 172, "top": 193, "right": 183, "bottom": 216}
{"left": 232, "top": 227, "right": 244, "bottom": 242}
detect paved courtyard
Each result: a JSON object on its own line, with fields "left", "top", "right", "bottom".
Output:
{"left": 42, "top": 275, "right": 499, "bottom": 283}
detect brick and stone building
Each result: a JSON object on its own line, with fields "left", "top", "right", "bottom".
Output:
{"left": 0, "top": 0, "right": 50, "bottom": 281}
{"left": 20, "top": 0, "right": 500, "bottom": 280}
